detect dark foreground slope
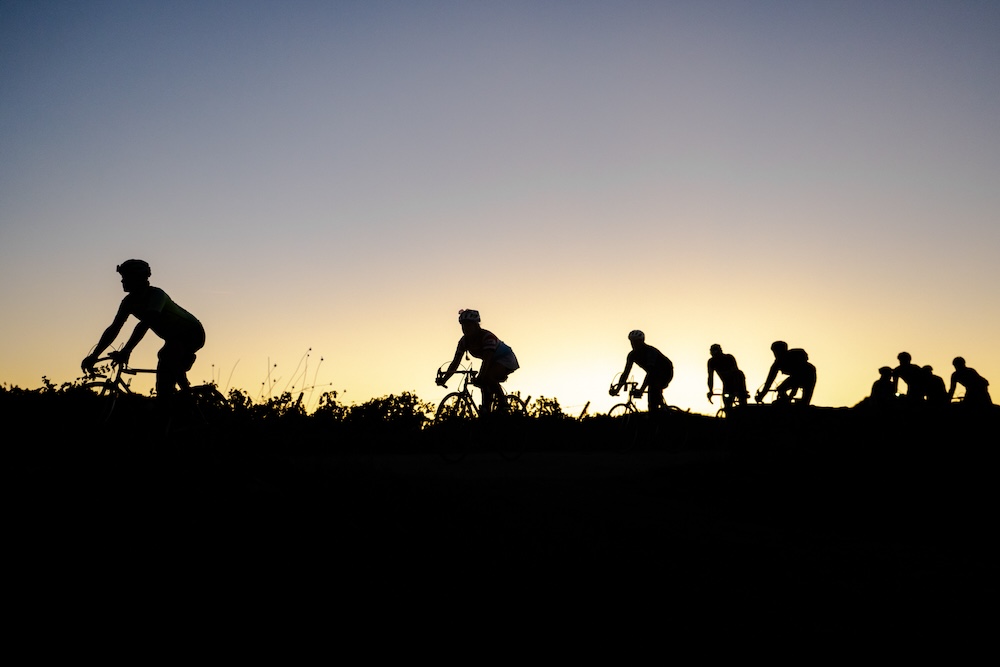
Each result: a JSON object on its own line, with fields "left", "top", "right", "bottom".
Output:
{"left": 6, "top": 390, "right": 994, "bottom": 641}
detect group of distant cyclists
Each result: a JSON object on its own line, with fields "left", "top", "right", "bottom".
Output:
{"left": 868, "top": 352, "right": 993, "bottom": 408}
{"left": 609, "top": 333, "right": 817, "bottom": 413}
{"left": 82, "top": 260, "right": 992, "bottom": 417}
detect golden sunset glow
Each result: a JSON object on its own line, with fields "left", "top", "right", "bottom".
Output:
{"left": 2, "top": 2, "right": 998, "bottom": 416}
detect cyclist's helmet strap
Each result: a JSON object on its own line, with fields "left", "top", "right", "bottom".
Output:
{"left": 458, "top": 309, "right": 481, "bottom": 323}
{"left": 117, "top": 259, "right": 151, "bottom": 278}
{"left": 628, "top": 329, "right": 644, "bottom": 342}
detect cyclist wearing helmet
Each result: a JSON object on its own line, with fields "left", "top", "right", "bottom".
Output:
{"left": 610, "top": 330, "right": 674, "bottom": 412}
{"left": 437, "top": 309, "right": 519, "bottom": 417}
{"left": 81, "top": 260, "right": 205, "bottom": 398}
{"left": 707, "top": 343, "right": 748, "bottom": 409}
{"left": 756, "top": 340, "right": 816, "bottom": 405}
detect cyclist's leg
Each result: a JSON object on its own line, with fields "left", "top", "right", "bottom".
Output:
{"left": 647, "top": 376, "right": 667, "bottom": 412}
{"left": 775, "top": 376, "right": 795, "bottom": 403}
{"left": 730, "top": 371, "right": 748, "bottom": 407}
{"left": 721, "top": 387, "right": 734, "bottom": 410}
{"left": 157, "top": 344, "right": 200, "bottom": 400}
{"left": 798, "top": 364, "right": 817, "bottom": 405}
{"left": 479, "top": 365, "right": 511, "bottom": 417}
{"left": 650, "top": 366, "right": 672, "bottom": 411}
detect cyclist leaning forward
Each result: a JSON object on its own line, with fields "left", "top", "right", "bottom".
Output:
{"left": 707, "top": 343, "right": 749, "bottom": 410}
{"left": 437, "top": 309, "right": 519, "bottom": 417}
{"left": 82, "top": 259, "right": 205, "bottom": 400}
{"left": 610, "top": 330, "right": 674, "bottom": 412}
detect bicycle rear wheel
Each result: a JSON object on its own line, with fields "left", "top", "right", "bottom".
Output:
{"left": 189, "top": 385, "right": 231, "bottom": 423}
{"left": 494, "top": 394, "right": 528, "bottom": 460}
{"left": 502, "top": 394, "right": 528, "bottom": 416}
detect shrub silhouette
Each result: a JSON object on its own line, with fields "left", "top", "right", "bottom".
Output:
{"left": 527, "top": 395, "right": 569, "bottom": 419}
{"left": 344, "top": 392, "right": 434, "bottom": 431}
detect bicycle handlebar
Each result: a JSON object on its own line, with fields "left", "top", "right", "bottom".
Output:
{"left": 609, "top": 381, "right": 640, "bottom": 397}
{"left": 84, "top": 356, "right": 156, "bottom": 379}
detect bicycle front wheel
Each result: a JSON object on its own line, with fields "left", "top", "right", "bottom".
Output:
{"left": 608, "top": 403, "right": 633, "bottom": 418}
{"left": 436, "top": 392, "right": 477, "bottom": 422}
{"left": 434, "top": 393, "right": 476, "bottom": 462}
{"left": 83, "top": 380, "right": 120, "bottom": 424}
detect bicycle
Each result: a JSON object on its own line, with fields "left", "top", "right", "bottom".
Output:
{"left": 754, "top": 381, "right": 801, "bottom": 405}
{"left": 708, "top": 390, "right": 749, "bottom": 418}
{"left": 708, "top": 391, "right": 728, "bottom": 419}
{"left": 433, "top": 364, "right": 528, "bottom": 462}
{"left": 82, "top": 356, "right": 230, "bottom": 431}
{"left": 608, "top": 380, "right": 642, "bottom": 417}
{"left": 607, "top": 375, "right": 687, "bottom": 452}
{"left": 608, "top": 375, "right": 686, "bottom": 417}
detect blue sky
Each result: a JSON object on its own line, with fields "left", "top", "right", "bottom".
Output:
{"left": 2, "top": 1, "right": 998, "bottom": 413}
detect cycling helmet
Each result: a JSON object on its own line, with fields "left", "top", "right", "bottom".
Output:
{"left": 117, "top": 259, "right": 151, "bottom": 278}
{"left": 771, "top": 340, "right": 788, "bottom": 354}
{"left": 458, "top": 309, "right": 480, "bottom": 323}
{"left": 628, "top": 330, "right": 645, "bottom": 342}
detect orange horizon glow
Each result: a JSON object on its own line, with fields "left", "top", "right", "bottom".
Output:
{"left": 2, "top": 3, "right": 998, "bottom": 414}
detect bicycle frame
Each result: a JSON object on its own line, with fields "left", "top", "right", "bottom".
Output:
{"left": 84, "top": 356, "right": 157, "bottom": 397}
{"left": 84, "top": 356, "right": 229, "bottom": 429}
{"left": 608, "top": 377, "right": 644, "bottom": 416}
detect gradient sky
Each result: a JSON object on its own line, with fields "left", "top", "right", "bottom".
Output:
{"left": 2, "top": 0, "right": 998, "bottom": 416}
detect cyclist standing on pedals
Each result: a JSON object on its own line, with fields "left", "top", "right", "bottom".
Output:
{"left": 437, "top": 309, "right": 519, "bottom": 417}
{"left": 81, "top": 259, "right": 205, "bottom": 401}
{"left": 610, "top": 330, "right": 674, "bottom": 413}
{"left": 756, "top": 340, "right": 816, "bottom": 405}
{"left": 706, "top": 343, "right": 748, "bottom": 410}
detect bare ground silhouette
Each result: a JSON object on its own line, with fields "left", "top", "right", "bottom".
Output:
{"left": 7, "top": 387, "right": 992, "bottom": 640}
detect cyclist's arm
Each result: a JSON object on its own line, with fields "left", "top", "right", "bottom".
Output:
{"left": 83, "top": 302, "right": 131, "bottom": 369}
{"left": 707, "top": 360, "right": 715, "bottom": 398}
{"left": 438, "top": 342, "right": 464, "bottom": 385}
{"left": 756, "top": 362, "right": 779, "bottom": 401}
{"left": 611, "top": 357, "right": 634, "bottom": 395}
{"left": 119, "top": 322, "right": 151, "bottom": 359}
{"left": 947, "top": 373, "right": 958, "bottom": 400}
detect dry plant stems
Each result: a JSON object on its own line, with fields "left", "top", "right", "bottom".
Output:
{"left": 282, "top": 348, "right": 311, "bottom": 394}
{"left": 259, "top": 358, "right": 280, "bottom": 399}
{"left": 225, "top": 359, "right": 239, "bottom": 393}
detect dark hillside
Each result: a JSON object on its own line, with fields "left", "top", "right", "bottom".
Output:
{"left": 5, "top": 384, "right": 993, "bottom": 638}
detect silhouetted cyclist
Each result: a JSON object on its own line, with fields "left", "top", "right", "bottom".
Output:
{"left": 437, "top": 309, "right": 519, "bottom": 417}
{"left": 756, "top": 340, "right": 816, "bottom": 405}
{"left": 891, "top": 352, "right": 924, "bottom": 400}
{"left": 869, "top": 366, "right": 896, "bottom": 406}
{"left": 707, "top": 343, "right": 748, "bottom": 410}
{"left": 921, "top": 365, "right": 948, "bottom": 407}
{"left": 948, "top": 357, "right": 992, "bottom": 406}
{"left": 81, "top": 260, "right": 205, "bottom": 399}
{"left": 610, "top": 330, "right": 674, "bottom": 412}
